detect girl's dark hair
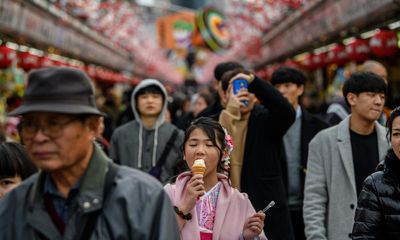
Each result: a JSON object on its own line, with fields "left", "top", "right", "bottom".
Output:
{"left": 0, "top": 142, "right": 37, "bottom": 179}
{"left": 182, "top": 117, "right": 227, "bottom": 174}
{"left": 386, "top": 106, "right": 400, "bottom": 141}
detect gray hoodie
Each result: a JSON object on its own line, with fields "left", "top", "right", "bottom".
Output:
{"left": 109, "top": 79, "right": 184, "bottom": 183}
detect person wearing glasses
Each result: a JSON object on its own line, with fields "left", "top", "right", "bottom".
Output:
{"left": 0, "top": 67, "right": 179, "bottom": 239}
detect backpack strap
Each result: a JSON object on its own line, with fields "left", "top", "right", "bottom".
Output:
{"left": 79, "top": 162, "right": 118, "bottom": 240}
{"left": 156, "top": 128, "right": 179, "bottom": 168}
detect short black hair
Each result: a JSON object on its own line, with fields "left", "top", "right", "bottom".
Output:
{"left": 214, "top": 61, "right": 244, "bottom": 81}
{"left": 343, "top": 72, "right": 387, "bottom": 106}
{"left": 135, "top": 85, "right": 165, "bottom": 102}
{"left": 0, "top": 142, "right": 37, "bottom": 179}
{"left": 271, "top": 67, "right": 306, "bottom": 86}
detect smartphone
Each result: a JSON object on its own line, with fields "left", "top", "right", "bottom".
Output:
{"left": 232, "top": 79, "right": 248, "bottom": 107}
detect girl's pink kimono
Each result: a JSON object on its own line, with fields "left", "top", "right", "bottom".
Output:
{"left": 164, "top": 172, "right": 267, "bottom": 240}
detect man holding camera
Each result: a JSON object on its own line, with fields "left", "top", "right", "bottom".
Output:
{"left": 219, "top": 68, "right": 296, "bottom": 240}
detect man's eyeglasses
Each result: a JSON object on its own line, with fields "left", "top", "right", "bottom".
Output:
{"left": 19, "top": 117, "right": 82, "bottom": 139}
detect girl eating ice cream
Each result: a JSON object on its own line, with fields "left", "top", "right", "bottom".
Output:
{"left": 164, "top": 117, "right": 267, "bottom": 240}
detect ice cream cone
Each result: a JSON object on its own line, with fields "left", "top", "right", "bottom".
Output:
{"left": 192, "top": 159, "right": 206, "bottom": 176}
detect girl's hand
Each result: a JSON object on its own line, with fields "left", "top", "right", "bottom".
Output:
{"left": 242, "top": 211, "right": 265, "bottom": 240}
{"left": 178, "top": 174, "right": 205, "bottom": 214}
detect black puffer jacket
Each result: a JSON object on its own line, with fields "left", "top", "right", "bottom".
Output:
{"left": 352, "top": 149, "right": 400, "bottom": 240}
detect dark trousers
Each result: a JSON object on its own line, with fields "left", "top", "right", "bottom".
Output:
{"left": 290, "top": 209, "right": 306, "bottom": 240}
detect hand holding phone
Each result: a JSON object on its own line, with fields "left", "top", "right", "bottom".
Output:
{"left": 232, "top": 79, "right": 249, "bottom": 107}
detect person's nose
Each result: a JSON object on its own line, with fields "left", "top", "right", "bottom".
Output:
{"left": 374, "top": 95, "right": 384, "bottom": 105}
{"left": 31, "top": 126, "right": 51, "bottom": 142}
{"left": 195, "top": 144, "right": 206, "bottom": 157}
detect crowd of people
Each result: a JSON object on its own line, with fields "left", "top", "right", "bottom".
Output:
{"left": 0, "top": 60, "right": 398, "bottom": 240}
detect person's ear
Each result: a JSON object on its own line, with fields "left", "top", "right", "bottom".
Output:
{"left": 347, "top": 93, "right": 357, "bottom": 107}
{"left": 86, "top": 116, "right": 101, "bottom": 137}
{"left": 298, "top": 84, "right": 305, "bottom": 97}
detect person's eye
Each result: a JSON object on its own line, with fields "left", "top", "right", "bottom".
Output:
{"left": 0, "top": 180, "right": 14, "bottom": 187}
{"left": 48, "top": 119, "right": 63, "bottom": 127}
{"left": 22, "top": 121, "right": 35, "bottom": 128}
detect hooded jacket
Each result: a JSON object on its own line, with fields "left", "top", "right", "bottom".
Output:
{"left": 110, "top": 79, "right": 183, "bottom": 183}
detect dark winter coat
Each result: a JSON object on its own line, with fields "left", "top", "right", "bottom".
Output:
{"left": 0, "top": 144, "right": 179, "bottom": 239}
{"left": 281, "top": 109, "right": 329, "bottom": 203}
{"left": 241, "top": 77, "right": 296, "bottom": 240}
{"left": 352, "top": 149, "right": 400, "bottom": 240}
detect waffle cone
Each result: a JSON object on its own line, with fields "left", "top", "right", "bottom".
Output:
{"left": 192, "top": 165, "right": 206, "bottom": 175}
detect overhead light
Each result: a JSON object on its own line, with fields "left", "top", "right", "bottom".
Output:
{"left": 29, "top": 48, "right": 44, "bottom": 56}
{"left": 343, "top": 37, "right": 356, "bottom": 45}
{"left": 6, "top": 42, "right": 19, "bottom": 50}
{"left": 19, "top": 45, "right": 29, "bottom": 52}
{"left": 136, "top": 0, "right": 155, "bottom": 7}
{"left": 314, "top": 46, "right": 328, "bottom": 54}
{"left": 388, "top": 20, "right": 400, "bottom": 30}
{"left": 360, "top": 29, "right": 379, "bottom": 39}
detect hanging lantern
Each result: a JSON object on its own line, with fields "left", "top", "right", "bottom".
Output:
{"left": 282, "top": 59, "right": 300, "bottom": 69}
{"left": 301, "top": 53, "right": 316, "bottom": 71}
{"left": 346, "top": 39, "right": 370, "bottom": 62}
{"left": 18, "top": 52, "right": 40, "bottom": 71}
{"left": 0, "top": 45, "right": 16, "bottom": 69}
{"left": 369, "top": 29, "right": 398, "bottom": 57}
{"left": 326, "top": 44, "right": 348, "bottom": 66}
{"left": 39, "top": 56, "right": 54, "bottom": 68}
{"left": 311, "top": 52, "right": 327, "bottom": 69}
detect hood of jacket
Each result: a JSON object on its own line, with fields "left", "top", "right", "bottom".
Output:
{"left": 130, "top": 79, "right": 169, "bottom": 168}
{"left": 131, "top": 78, "right": 168, "bottom": 130}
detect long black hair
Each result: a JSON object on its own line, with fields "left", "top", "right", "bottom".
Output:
{"left": 0, "top": 142, "right": 37, "bottom": 179}
{"left": 386, "top": 106, "right": 400, "bottom": 142}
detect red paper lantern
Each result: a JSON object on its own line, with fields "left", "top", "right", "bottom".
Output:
{"left": 282, "top": 59, "right": 300, "bottom": 69}
{"left": 18, "top": 52, "right": 40, "bottom": 71}
{"left": 311, "top": 52, "right": 327, "bottom": 69}
{"left": 369, "top": 29, "right": 398, "bottom": 57}
{"left": 301, "top": 54, "right": 316, "bottom": 71}
{"left": 346, "top": 39, "right": 370, "bottom": 62}
{"left": 0, "top": 45, "right": 16, "bottom": 69}
{"left": 327, "top": 44, "right": 348, "bottom": 66}
{"left": 39, "top": 56, "right": 54, "bottom": 68}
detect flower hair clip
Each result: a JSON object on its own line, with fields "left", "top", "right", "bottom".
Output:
{"left": 222, "top": 127, "right": 234, "bottom": 173}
